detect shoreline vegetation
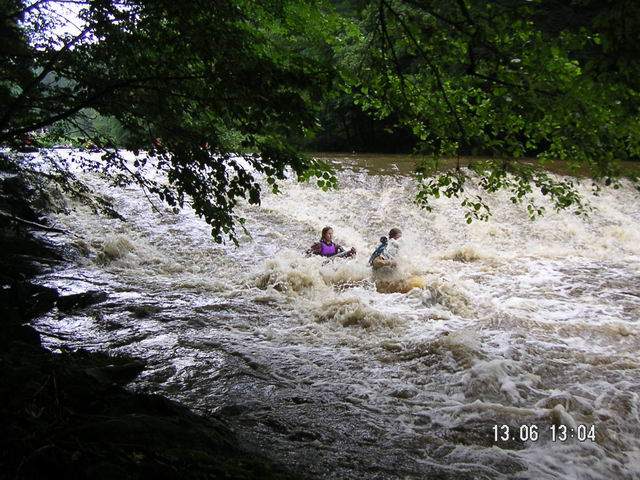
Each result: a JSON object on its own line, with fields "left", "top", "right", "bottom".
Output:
{"left": 0, "top": 170, "right": 300, "bottom": 480}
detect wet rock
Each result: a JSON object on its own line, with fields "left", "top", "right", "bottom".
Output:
{"left": 0, "top": 175, "right": 39, "bottom": 221}
{"left": 102, "top": 320, "right": 124, "bottom": 331}
{"left": 0, "top": 324, "right": 41, "bottom": 346}
{"left": 28, "top": 284, "right": 60, "bottom": 315}
{"left": 0, "top": 233, "right": 62, "bottom": 274}
{"left": 288, "top": 396, "right": 310, "bottom": 405}
{"left": 0, "top": 280, "right": 59, "bottom": 324}
{"left": 126, "top": 304, "right": 163, "bottom": 318}
{"left": 262, "top": 417, "right": 290, "bottom": 434}
{"left": 83, "top": 360, "right": 146, "bottom": 385}
{"left": 390, "top": 387, "right": 418, "bottom": 399}
{"left": 217, "top": 403, "right": 251, "bottom": 416}
{"left": 57, "top": 290, "right": 108, "bottom": 312}
{"left": 139, "top": 365, "right": 176, "bottom": 384}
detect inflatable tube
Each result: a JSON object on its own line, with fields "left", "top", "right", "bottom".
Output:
{"left": 375, "top": 275, "right": 426, "bottom": 294}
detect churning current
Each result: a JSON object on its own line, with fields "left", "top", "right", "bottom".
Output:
{"left": 34, "top": 151, "right": 640, "bottom": 480}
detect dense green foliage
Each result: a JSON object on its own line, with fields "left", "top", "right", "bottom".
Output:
{"left": 332, "top": 0, "right": 640, "bottom": 217}
{"left": 1, "top": 0, "right": 338, "bottom": 242}
{"left": 1, "top": 0, "right": 639, "bottom": 237}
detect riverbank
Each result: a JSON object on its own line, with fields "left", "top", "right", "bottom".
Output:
{"left": 0, "top": 168, "right": 298, "bottom": 480}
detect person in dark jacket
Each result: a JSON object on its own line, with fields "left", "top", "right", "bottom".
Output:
{"left": 308, "top": 226, "right": 356, "bottom": 258}
{"left": 369, "top": 228, "right": 402, "bottom": 268}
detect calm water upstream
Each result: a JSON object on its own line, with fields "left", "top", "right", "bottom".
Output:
{"left": 32, "top": 150, "right": 640, "bottom": 479}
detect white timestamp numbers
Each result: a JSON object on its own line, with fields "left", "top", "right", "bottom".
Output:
{"left": 493, "top": 424, "right": 596, "bottom": 442}
{"left": 550, "top": 424, "right": 596, "bottom": 442}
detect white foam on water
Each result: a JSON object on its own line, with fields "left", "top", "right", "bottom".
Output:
{"left": 32, "top": 150, "right": 640, "bottom": 479}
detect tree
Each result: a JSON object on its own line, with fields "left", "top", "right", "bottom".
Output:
{"left": 1, "top": 0, "right": 339, "bottom": 242}
{"left": 333, "top": 0, "right": 640, "bottom": 221}
{"left": 3, "top": 0, "right": 639, "bottom": 235}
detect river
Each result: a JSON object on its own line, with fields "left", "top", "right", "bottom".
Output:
{"left": 32, "top": 150, "right": 640, "bottom": 479}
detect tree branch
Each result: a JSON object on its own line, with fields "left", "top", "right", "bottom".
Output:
{"left": 1, "top": 74, "right": 207, "bottom": 141}
{"left": 382, "top": 0, "right": 468, "bottom": 146}
{"left": 0, "top": 210, "right": 68, "bottom": 233}
{"left": 0, "top": 26, "right": 93, "bottom": 132}
{"left": 378, "top": 1, "right": 408, "bottom": 102}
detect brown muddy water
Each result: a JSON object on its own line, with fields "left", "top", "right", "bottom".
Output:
{"left": 30, "top": 149, "right": 640, "bottom": 479}
{"left": 312, "top": 151, "right": 640, "bottom": 178}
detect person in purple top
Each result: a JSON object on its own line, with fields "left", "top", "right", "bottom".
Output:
{"left": 308, "top": 226, "right": 356, "bottom": 258}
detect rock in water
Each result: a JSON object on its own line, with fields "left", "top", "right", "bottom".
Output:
{"left": 57, "top": 290, "right": 108, "bottom": 312}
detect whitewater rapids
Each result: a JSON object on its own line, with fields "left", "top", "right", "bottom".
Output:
{"left": 32, "top": 150, "right": 640, "bottom": 480}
